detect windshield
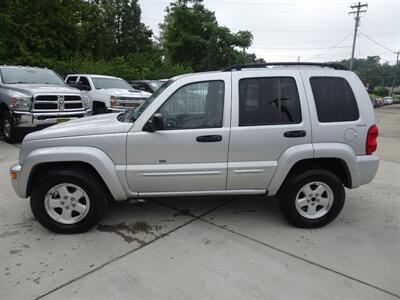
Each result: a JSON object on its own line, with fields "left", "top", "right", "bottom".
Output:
{"left": 149, "top": 81, "right": 162, "bottom": 90}
{"left": 120, "top": 80, "right": 172, "bottom": 123}
{"left": 92, "top": 77, "right": 132, "bottom": 90}
{"left": 1, "top": 68, "right": 65, "bottom": 85}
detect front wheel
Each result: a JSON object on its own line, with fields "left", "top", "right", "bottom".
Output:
{"left": 279, "top": 169, "right": 345, "bottom": 228}
{"left": 30, "top": 168, "right": 108, "bottom": 233}
{"left": 1, "top": 111, "right": 18, "bottom": 143}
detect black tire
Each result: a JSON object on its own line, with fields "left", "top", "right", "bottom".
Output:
{"left": 93, "top": 105, "right": 107, "bottom": 115}
{"left": 1, "top": 111, "right": 18, "bottom": 143}
{"left": 30, "top": 167, "right": 108, "bottom": 233}
{"left": 279, "top": 169, "right": 345, "bottom": 228}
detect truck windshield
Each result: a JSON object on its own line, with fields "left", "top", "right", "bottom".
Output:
{"left": 92, "top": 77, "right": 132, "bottom": 90}
{"left": 1, "top": 68, "right": 65, "bottom": 85}
{"left": 120, "top": 80, "right": 172, "bottom": 123}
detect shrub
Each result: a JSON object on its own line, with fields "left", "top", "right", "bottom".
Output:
{"left": 373, "top": 86, "right": 390, "bottom": 97}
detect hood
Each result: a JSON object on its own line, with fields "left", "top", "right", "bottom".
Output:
{"left": 24, "top": 113, "right": 133, "bottom": 141}
{"left": 3, "top": 84, "right": 81, "bottom": 97}
{"left": 98, "top": 88, "right": 151, "bottom": 98}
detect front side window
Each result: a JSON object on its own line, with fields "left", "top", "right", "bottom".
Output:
{"left": 157, "top": 80, "right": 225, "bottom": 130}
{"left": 310, "top": 77, "right": 359, "bottom": 122}
{"left": 79, "top": 77, "right": 91, "bottom": 90}
{"left": 239, "top": 77, "right": 302, "bottom": 126}
{"left": 66, "top": 76, "right": 77, "bottom": 84}
{"left": 1, "top": 68, "right": 65, "bottom": 86}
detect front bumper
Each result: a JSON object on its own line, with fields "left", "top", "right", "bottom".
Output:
{"left": 10, "top": 163, "right": 25, "bottom": 198}
{"left": 12, "top": 110, "right": 91, "bottom": 129}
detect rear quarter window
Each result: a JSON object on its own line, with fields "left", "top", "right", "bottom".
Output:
{"left": 310, "top": 77, "right": 359, "bottom": 122}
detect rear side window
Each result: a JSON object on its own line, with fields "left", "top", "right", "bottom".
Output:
{"left": 310, "top": 77, "right": 359, "bottom": 122}
{"left": 239, "top": 77, "right": 302, "bottom": 126}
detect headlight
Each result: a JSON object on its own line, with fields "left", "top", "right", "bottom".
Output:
{"left": 82, "top": 95, "right": 90, "bottom": 109}
{"left": 9, "top": 96, "right": 32, "bottom": 111}
{"left": 110, "top": 95, "right": 119, "bottom": 107}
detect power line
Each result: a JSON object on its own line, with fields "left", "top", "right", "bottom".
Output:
{"left": 359, "top": 31, "right": 397, "bottom": 54}
{"left": 349, "top": 2, "right": 368, "bottom": 70}
{"left": 307, "top": 33, "right": 352, "bottom": 61}
{"left": 252, "top": 45, "right": 351, "bottom": 50}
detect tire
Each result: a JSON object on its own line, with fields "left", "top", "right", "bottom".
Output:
{"left": 1, "top": 111, "right": 18, "bottom": 143}
{"left": 93, "top": 105, "right": 107, "bottom": 115}
{"left": 30, "top": 167, "right": 108, "bottom": 233}
{"left": 279, "top": 169, "right": 345, "bottom": 228}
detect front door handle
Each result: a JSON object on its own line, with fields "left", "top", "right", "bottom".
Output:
{"left": 284, "top": 130, "right": 306, "bottom": 138}
{"left": 196, "top": 135, "right": 223, "bottom": 143}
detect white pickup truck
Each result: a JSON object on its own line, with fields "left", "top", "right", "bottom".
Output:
{"left": 65, "top": 74, "right": 151, "bottom": 114}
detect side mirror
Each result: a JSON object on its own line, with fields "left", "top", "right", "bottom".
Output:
{"left": 67, "top": 82, "right": 78, "bottom": 88}
{"left": 143, "top": 113, "right": 164, "bottom": 132}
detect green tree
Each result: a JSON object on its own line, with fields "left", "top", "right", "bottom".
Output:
{"left": 114, "top": 0, "right": 153, "bottom": 56}
{"left": 160, "top": 0, "right": 259, "bottom": 71}
{"left": 332, "top": 56, "right": 399, "bottom": 88}
{"left": 373, "top": 86, "right": 390, "bottom": 97}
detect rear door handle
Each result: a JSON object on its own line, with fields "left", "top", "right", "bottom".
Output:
{"left": 284, "top": 130, "right": 306, "bottom": 138}
{"left": 196, "top": 135, "right": 223, "bottom": 142}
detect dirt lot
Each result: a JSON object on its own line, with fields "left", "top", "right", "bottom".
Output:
{"left": 1, "top": 105, "right": 399, "bottom": 299}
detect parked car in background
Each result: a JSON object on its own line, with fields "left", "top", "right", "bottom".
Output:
{"left": 373, "top": 98, "right": 385, "bottom": 107}
{"left": 383, "top": 96, "right": 394, "bottom": 105}
{"left": 10, "top": 62, "right": 379, "bottom": 233}
{"left": 128, "top": 80, "right": 163, "bottom": 94}
{"left": 0, "top": 66, "right": 90, "bottom": 143}
{"left": 66, "top": 74, "right": 151, "bottom": 114}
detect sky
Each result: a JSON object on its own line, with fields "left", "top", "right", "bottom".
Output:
{"left": 138, "top": 0, "right": 400, "bottom": 65}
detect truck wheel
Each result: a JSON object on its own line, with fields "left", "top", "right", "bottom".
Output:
{"left": 279, "top": 169, "right": 345, "bottom": 228}
{"left": 1, "top": 111, "right": 18, "bottom": 143}
{"left": 93, "top": 105, "right": 106, "bottom": 115}
{"left": 30, "top": 168, "right": 108, "bottom": 233}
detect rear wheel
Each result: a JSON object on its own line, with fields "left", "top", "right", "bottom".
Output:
{"left": 30, "top": 168, "right": 108, "bottom": 233}
{"left": 280, "top": 169, "right": 345, "bottom": 228}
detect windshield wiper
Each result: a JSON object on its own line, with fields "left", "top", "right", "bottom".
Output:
{"left": 5, "top": 81, "right": 33, "bottom": 84}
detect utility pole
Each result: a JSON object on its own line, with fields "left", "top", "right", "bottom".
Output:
{"left": 349, "top": 2, "right": 368, "bottom": 70}
{"left": 391, "top": 50, "right": 399, "bottom": 97}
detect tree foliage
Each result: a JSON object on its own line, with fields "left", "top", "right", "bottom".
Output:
{"left": 332, "top": 56, "right": 399, "bottom": 88}
{"left": 373, "top": 86, "right": 390, "bottom": 97}
{"left": 160, "top": 0, "right": 262, "bottom": 71}
{"left": 0, "top": 0, "right": 261, "bottom": 79}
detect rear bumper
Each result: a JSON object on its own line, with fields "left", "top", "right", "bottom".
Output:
{"left": 355, "top": 155, "right": 379, "bottom": 186}
{"left": 12, "top": 110, "right": 91, "bottom": 129}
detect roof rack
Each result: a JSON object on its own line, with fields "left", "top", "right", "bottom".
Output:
{"left": 223, "top": 62, "right": 348, "bottom": 71}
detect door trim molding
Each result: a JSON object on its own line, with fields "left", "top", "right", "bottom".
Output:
{"left": 138, "top": 189, "right": 266, "bottom": 197}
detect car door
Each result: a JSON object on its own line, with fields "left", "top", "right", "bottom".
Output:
{"left": 227, "top": 69, "right": 312, "bottom": 192}
{"left": 126, "top": 72, "right": 231, "bottom": 195}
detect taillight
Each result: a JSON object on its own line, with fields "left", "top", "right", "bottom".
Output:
{"left": 366, "top": 125, "right": 378, "bottom": 155}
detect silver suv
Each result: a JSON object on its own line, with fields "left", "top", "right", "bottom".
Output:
{"left": 0, "top": 66, "right": 90, "bottom": 143}
{"left": 10, "top": 63, "right": 380, "bottom": 233}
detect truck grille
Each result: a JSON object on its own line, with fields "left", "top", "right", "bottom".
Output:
{"left": 33, "top": 95, "right": 83, "bottom": 112}
{"left": 116, "top": 97, "right": 144, "bottom": 108}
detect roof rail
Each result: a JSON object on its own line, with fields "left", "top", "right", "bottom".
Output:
{"left": 223, "top": 62, "right": 348, "bottom": 71}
